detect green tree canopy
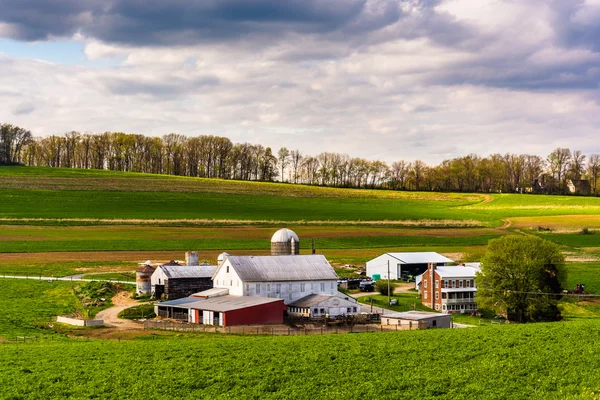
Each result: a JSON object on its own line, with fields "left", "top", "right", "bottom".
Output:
{"left": 476, "top": 235, "right": 566, "bottom": 322}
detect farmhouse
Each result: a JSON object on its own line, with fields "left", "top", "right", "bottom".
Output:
{"left": 211, "top": 254, "right": 339, "bottom": 304}
{"left": 288, "top": 293, "right": 359, "bottom": 319}
{"left": 155, "top": 294, "right": 286, "bottom": 326}
{"left": 366, "top": 252, "right": 454, "bottom": 280}
{"left": 381, "top": 311, "right": 451, "bottom": 329}
{"left": 151, "top": 262, "right": 217, "bottom": 300}
{"left": 567, "top": 179, "right": 591, "bottom": 195}
{"left": 420, "top": 263, "right": 480, "bottom": 314}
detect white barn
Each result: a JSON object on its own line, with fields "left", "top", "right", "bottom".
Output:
{"left": 211, "top": 255, "right": 339, "bottom": 304}
{"left": 288, "top": 293, "right": 359, "bottom": 319}
{"left": 366, "top": 252, "right": 454, "bottom": 280}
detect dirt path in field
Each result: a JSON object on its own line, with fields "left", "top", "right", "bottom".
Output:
{"left": 95, "top": 291, "right": 146, "bottom": 330}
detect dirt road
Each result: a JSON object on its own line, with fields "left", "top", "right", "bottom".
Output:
{"left": 96, "top": 291, "right": 146, "bottom": 330}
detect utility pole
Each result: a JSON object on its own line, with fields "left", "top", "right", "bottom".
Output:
{"left": 387, "top": 259, "right": 391, "bottom": 306}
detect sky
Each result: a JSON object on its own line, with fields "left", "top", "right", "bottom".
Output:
{"left": 1, "top": 0, "right": 600, "bottom": 164}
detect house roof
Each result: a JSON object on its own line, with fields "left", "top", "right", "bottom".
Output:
{"left": 157, "top": 295, "right": 285, "bottom": 312}
{"left": 289, "top": 293, "right": 357, "bottom": 308}
{"left": 159, "top": 265, "right": 218, "bottom": 279}
{"left": 435, "top": 266, "right": 480, "bottom": 278}
{"left": 385, "top": 252, "right": 454, "bottom": 264}
{"left": 384, "top": 311, "right": 449, "bottom": 321}
{"left": 222, "top": 255, "right": 338, "bottom": 282}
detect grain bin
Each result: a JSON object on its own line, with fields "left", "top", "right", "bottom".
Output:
{"left": 136, "top": 265, "right": 155, "bottom": 295}
{"left": 185, "top": 251, "right": 199, "bottom": 266}
{"left": 271, "top": 228, "right": 300, "bottom": 256}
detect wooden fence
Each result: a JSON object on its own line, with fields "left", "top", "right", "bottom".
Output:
{"left": 144, "top": 320, "right": 419, "bottom": 335}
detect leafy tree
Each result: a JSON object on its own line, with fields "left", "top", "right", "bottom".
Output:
{"left": 476, "top": 236, "right": 566, "bottom": 322}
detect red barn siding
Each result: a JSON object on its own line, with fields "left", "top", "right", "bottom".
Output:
{"left": 223, "top": 301, "right": 287, "bottom": 327}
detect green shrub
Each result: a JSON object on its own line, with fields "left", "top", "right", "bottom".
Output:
{"left": 375, "top": 280, "right": 396, "bottom": 296}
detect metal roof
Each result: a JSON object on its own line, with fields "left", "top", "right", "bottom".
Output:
{"left": 157, "top": 295, "right": 284, "bottom": 312}
{"left": 435, "top": 266, "right": 480, "bottom": 278}
{"left": 191, "top": 288, "right": 230, "bottom": 298}
{"left": 224, "top": 255, "right": 338, "bottom": 282}
{"left": 386, "top": 252, "right": 454, "bottom": 264}
{"left": 159, "top": 265, "right": 218, "bottom": 279}
{"left": 384, "top": 311, "right": 449, "bottom": 321}
{"left": 289, "top": 293, "right": 356, "bottom": 308}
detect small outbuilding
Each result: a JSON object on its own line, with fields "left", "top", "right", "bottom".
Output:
{"left": 381, "top": 311, "right": 451, "bottom": 329}
{"left": 151, "top": 264, "right": 218, "bottom": 300}
{"left": 155, "top": 294, "right": 286, "bottom": 327}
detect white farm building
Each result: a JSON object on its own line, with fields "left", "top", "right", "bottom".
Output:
{"left": 211, "top": 254, "right": 339, "bottom": 304}
{"left": 366, "top": 252, "right": 454, "bottom": 280}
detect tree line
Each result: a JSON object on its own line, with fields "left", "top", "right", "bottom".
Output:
{"left": 1, "top": 122, "right": 599, "bottom": 195}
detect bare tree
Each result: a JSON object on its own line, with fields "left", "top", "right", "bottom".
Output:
{"left": 587, "top": 154, "right": 600, "bottom": 195}
{"left": 277, "top": 147, "right": 290, "bottom": 182}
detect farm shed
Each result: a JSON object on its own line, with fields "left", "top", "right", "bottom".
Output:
{"left": 381, "top": 311, "right": 451, "bottom": 329}
{"left": 288, "top": 293, "right": 359, "bottom": 319}
{"left": 151, "top": 264, "right": 217, "bottom": 300}
{"left": 212, "top": 254, "right": 339, "bottom": 304}
{"left": 366, "top": 252, "right": 454, "bottom": 280}
{"left": 155, "top": 295, "right": 286, "bottom": 327}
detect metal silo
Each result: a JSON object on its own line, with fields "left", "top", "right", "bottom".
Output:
{"left": 270, "top": 228, "right": 300, "bottom": 255}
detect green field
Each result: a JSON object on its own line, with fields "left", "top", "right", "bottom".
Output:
{"left": 2, "top": 322, "right": 600, "bottom": 399}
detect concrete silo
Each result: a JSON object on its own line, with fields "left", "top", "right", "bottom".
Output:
{"left": 271, "top": 228, "right": 300, "bottom": 256}
{"left": 136, "top": 265, "right": 156, "bottom": 295}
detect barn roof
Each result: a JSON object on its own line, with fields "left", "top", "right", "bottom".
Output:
{"left": 159, "top": 265, "right": 218, "bottom": 279}
{"left": 386, "top": 252, "right": 454, "bottom": 264}
{"left": 223, "top": 255, "right": 338, "bottom": 282}
{"left": 158, "top": 295, "right": 284, "bottom": 312}
{"left": 289, "top": 293, "right": 357, "bottom": 308}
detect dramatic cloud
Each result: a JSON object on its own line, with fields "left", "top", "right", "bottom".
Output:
{"left": 1, "top": 0, "right": 600, "bottom": 163}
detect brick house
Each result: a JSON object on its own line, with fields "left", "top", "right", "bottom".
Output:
{"left": 420, "top": 263, "right": 480, "bottom": 314}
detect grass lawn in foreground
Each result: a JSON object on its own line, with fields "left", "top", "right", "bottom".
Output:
{"left": 2, "top": 321, "right": 600, "bottom": 398}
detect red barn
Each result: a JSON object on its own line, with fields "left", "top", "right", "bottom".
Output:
{"left": 156, "top": 295, "right": 286, "bottom": 327}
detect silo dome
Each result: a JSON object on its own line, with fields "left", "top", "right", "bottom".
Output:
{"left": 217, "top": 252, "right": 230, "bottom": 265}
{"left": 271, "top": 228, "right": 300, "bottom": 256}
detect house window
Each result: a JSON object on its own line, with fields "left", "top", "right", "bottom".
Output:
{"left": 435, "top": 280, "right": 439, "bottom": 289}
{"left": 347, "top": 307, "right": 352, "bottom": 312}
{"left": 320, "top": 283, "right": 325, "bottom": 291}
{"left": 466, "top": 280, "right": 470, "bottom": 288}
{"left": 230, "top": 280, "right": 232, "bottom": 286}
{"left": 256, "top": 284, "right": 261, "bottom": 294}
{"left": 267, "top": 283, "right": 271, "bottom": 292}
{"left": 289, "top": 293, "right": 292, "bottom": 300}
{"left": 435, "top": 304, "right": 440, "bottom": 310}
{"left": 245, "top": 284, "right": 249, "bottom": 292}
{"left": 289, "top": 283, "right": 292, "bottom": 291}
{"left": 276, "top": 283, "right": 281, "bottom": 293}
{"left": 320, "top": 308, "right": 325, "bottom": 314}
{"left": 471, "top": 280, "right": 475, "bottom": 288}
{"left": 425, "top": 291, "right": 428, "bottom": 299}
{"left": 313, "top": 308, "right": 319, "bottom": 314}
{"left": 353, "top": 307, "right": 357, "bottom": 313}
{"left": 459, "top": 280, "right": 463, "bottom": 288}
{"left": 442, "top": 292, "right": 447, "bottom": 299}
{"left": 432, "top": 320, "right": 437, "bottom": 327}
{"left": 330, "top": 282, "right": 334, "bottom": 289}
{"left": 435, "top": 292, "right": 439, "bottom": 300}
{"left": 424, "top": 280, "right": 427, "bottom": 288}
{"left": 226, "top": 265, "right": 229, "bottom": 273}
{"left": 300, "top": 283, "right": 305, "bottom": 292}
